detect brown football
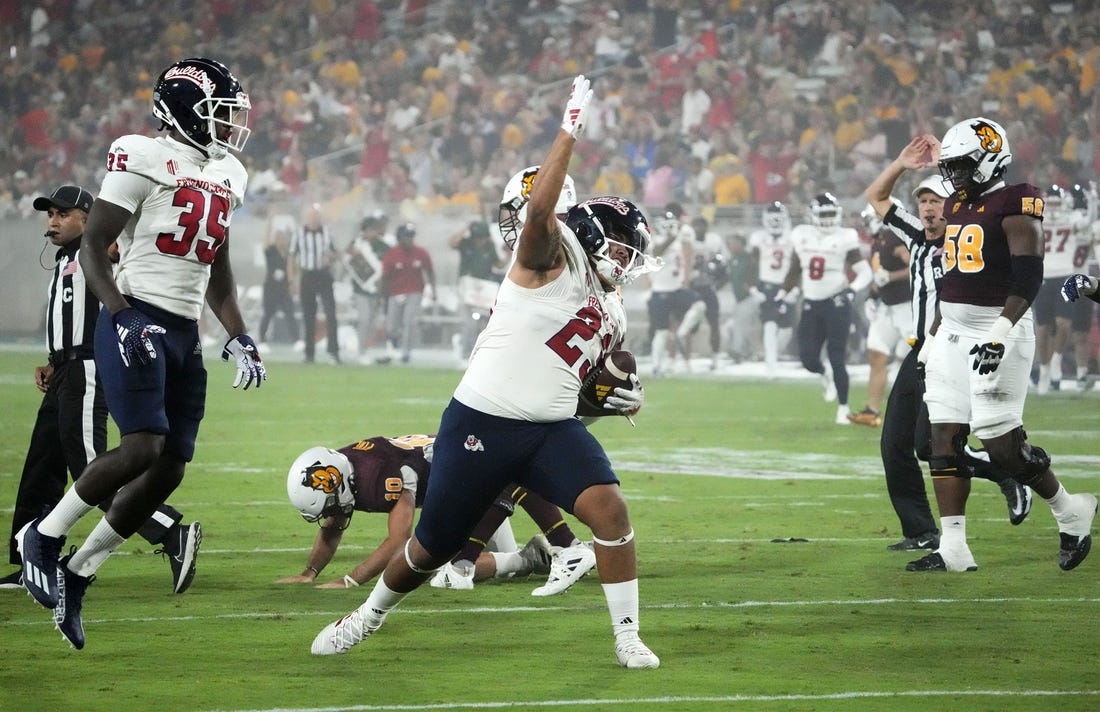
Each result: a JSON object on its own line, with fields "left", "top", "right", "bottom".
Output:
{"left": 576, "top": 350, "right": 638, "bottom": 417}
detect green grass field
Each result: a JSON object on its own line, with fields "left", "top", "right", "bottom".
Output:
{"left": 1, "top": 349, "right": 1098, "bottom": 712}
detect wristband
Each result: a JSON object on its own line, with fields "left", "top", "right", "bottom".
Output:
{"left": 343, "top": 575, "right": 360, "bottom": 588}
{"left": 987, "top": 316, "right": 1012, "bottom": 343}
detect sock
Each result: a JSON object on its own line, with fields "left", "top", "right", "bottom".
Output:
{"left": 38, "top": 487, "right": 95, "bottom": 538}
{"left": 602, "top": 579, "right": 640, "bottom": 639}
{"left": 1078, "top": 365, "right": 1088, "bottom": 380}
{"left": 67, "top": 518, "right": 126, "bottom": 577}
{"left": 651, "top": 330, "right": 668, "bottom": 372}
{"left": 763, "top": 321, "right": 778, "bottom": 370}
{"left": 1046, "top": 484, "right": 1072, "bottom": 520}
{"left": 1050, "top": 353, "right": 1062, "bottom": 382}
{"left": 359, "top": 576, "right": 408, "bottom": 625}
{"left": 490, "top": 551, "right": 525, "bottom": 576}
{"left": 938, "top": 515, "right": 967, "bottom": 551}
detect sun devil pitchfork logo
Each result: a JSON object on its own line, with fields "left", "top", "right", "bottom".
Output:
{"left": 464, "top": 435, "right": 485, "bottom": 452}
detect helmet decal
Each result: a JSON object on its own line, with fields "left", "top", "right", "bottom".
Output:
{"left": 303, "top": 463, "right": 343, "bottom": 494}
{"left": 974, "top": 121, "right": 1004, "bottom": 154}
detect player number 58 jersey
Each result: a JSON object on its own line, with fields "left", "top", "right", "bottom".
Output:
{"left": 96, "top": 134, "right": 248, "bottom": 320}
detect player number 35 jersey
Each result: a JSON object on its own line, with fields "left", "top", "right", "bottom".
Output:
{"left": 96, "top": 134, "right": 249, "bottom": 320}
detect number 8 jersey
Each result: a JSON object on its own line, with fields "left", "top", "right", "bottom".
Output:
{"left": 96, "top": 134, "right": 248, "bottom": 319}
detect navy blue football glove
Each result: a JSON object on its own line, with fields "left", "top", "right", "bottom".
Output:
{"left": 113, "top": 308, "right": 166, "bottom": 368}
{"left": 969, "top": 341, "right": 1005, "bottom": 375}
{"left": 222, "top": 334, "right": 266, "bottom": 389}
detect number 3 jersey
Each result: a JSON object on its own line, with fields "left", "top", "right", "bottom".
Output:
{"left": 97, "top": 134, "right": 248, "bottom": 320}
{"left": 454, "top": 224, "right": 626, "bottom": 422}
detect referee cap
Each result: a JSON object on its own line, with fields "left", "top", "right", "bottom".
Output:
{"left": 33, "top": 185, "right": 94, "bottom": 213}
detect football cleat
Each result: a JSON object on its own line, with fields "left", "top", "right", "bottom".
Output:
{"left": 1056, "top": 493, "right": 1097, "bottom": 571}
{"left": 54, "top": 550, "right": 94, "bottom": 650}
{"left": 999, "top": 479, "right": 1032, "bottom": 526}
{"left": 614, "top": 633, "right": 660, "bottom": 669}
{"left": 15, "top": 519, "right": 65, "bottom": 609}
{"left": 887, "top": 533, "right": 939, "bottom": 551}
{"left": 532, "top": 543, "right": 597, "bottom": 597}
{"left": 518, "top": 535, "right": 553, "bottom": 576}
{"left": 429, "top": 561, "right": 475, "bottom": 590}
{"left": 847, "top": 407, "right": 882, "bottom": 427}
{"left": 311, "top": 606, "right": 385, "bottom": 655}
{"left": 0, "top": 568, "right": 24, "bottom": 590}
{"left": 905, "top": 550, "right": 978, "bottom": 573}
{"left": 156, "top": 521, "right": 202, "bottom": 594}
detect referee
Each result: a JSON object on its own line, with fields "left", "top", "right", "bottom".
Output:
{"left": 290, "top": 204, "right": 340, "bottom": 364}
{"left": 864, "top": 139, "right": 1032, "bottom": 556}
{"left": 2, "top": 186, "right": 201, "bottom": 593}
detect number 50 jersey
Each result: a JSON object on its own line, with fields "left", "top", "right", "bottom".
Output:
{"left": 96, "top": 134, "right": 249, "bottom": 320}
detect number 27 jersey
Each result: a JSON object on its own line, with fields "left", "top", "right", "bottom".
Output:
{"left": 97, "top": 134, "right": 249, "bottom": 320}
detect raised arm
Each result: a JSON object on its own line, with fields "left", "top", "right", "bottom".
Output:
{"left": 865, "top": 134, "right": 939, "bottom": 217}
{"left": 510, "top": 75, "right": 592, "bottom": 286}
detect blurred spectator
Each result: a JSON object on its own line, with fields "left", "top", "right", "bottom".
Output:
{"left": 379, "top": 222, "right": 435, "bottom": 365}
{"left": 344, "top": 211, "right": 392, "bottom": 362}
{"left": 259, "top": 226, "right": 299, "bottom": 347}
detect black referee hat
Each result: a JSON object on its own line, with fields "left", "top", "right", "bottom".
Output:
{"left": 33, "top": 185, "right": 94, "bottom": 213}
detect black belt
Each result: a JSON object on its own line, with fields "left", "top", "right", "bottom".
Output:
{"left": 48, "top": 348, "right": 93, "bottom": 368}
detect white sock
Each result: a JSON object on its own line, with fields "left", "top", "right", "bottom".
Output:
{"left": 490, "top": 550, "right": 525, "bottom": 576}
{"left": 359, "top": 576, "right": 408, "bottom": 624}
{"left": 651, "top": 330, "right": 668, "bottom": 372}
{"left": 1078, "top": 365, "right": 1088, "bottom": 380}
{"left": 763, "top": 322, "right": 778, "bottom": 370}
{"left": 38, "top": 487, "right": 95, "bottom": 538}
{"left": 602, "top": 579, "right": 640, "bottom": 639}
{"left": 939, "top": 515, "right": 967, "bottom": 550}
{"left": 1046, "top": 484, "right": 1072, "bottom": 518}
{"left": 67, "top": 518, "right": 126, "bottom": 577}
{"left": 1050, "top": 353, "right": 1062, "bottom": 382}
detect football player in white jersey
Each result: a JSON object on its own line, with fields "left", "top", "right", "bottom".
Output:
{"left": 676, "top": 216, "right": 729, "bottom": 370}
{"left": 17, "top": 58, "right": 264, "bottom": 650}
{"left": 1034, "top": 184, "right": 1096, "bottom": 393}
{"left": 312, "top": 75, "right": 663, "bottom": 669}
{"left": 782, "top": 192, "right": 873, "bottom": 424}
{"left": 646, "top": 202, "right": 695, "bottom": 376}
{"left": 748, "top": 201, "right": 796, "bottom": 377}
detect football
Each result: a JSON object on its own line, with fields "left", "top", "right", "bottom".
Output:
{"left": 576, "top": 350, "right": 638, "bottom": 417}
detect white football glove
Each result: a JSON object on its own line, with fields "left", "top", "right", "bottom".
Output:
{"left": 604, "top": 373, "right": 644, "bottom": 416}
{"left": 873, "top": 268, "right": 891, "bottom": 288}
{"left": 560, "top": 74, "right": 593, "bottom": 139}
{"left": 748, "top": 286, "right": 766, "bottom": 305}
{"left": 221, "top": 334, "right": 267, "bottom": 390}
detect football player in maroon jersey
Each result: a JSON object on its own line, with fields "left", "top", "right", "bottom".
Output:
{"left": 909, "top": 118, "right": 1096, "bottom": 573}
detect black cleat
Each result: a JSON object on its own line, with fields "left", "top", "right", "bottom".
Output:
{"left": 156, "top": 522, "right": 202, "bottom": 594}
{"left": 888, "top": 533, "right": 939, "bottom": 551}
{"left": 15, "top": 520, "right": 64, "bottom": 608}
{"left": 54, "top": 550, "right": 94, "bottom": 650}
{"left": 1059, "top": 533, "right": 1092, "bottom": 571}
{"left": 905, "top": 551, "right": 978, "bottom": 572}
{"left": 1000, "top": 479, "right": 1033, "bottom": 526}
{"left": 0, "top": 568, "right": 24, "bottom": 589}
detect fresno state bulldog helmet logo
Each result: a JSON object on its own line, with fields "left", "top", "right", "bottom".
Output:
{"left": 302, "top": 463, "right": 343, "bottom": 493}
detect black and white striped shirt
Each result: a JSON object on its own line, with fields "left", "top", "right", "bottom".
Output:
{"left": 883, "top": 205, "right": 943, "bottom": 346}
{"left": 290, "top": 225, "right": 334, "bottom": 272}
{"left": 46, "top": 239, "right": 99, "bottom": 359}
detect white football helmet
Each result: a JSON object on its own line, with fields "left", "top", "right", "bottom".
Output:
{"left": 762, "top": 201, "right": 791, "bottom": 236}
{"left": 498, "top": 165, "right": 577, "bottom": 249}
{"left": 938, "top": 117, "right": 1012, "bottom": 200}
{"left": 809, "top": 192, "right": 843, "bottom": 230}
{"left": 287, "top": 446, "right": 354, "bottom": 524}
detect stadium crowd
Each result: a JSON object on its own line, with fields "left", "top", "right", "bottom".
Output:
{"left": 2, "top": 0, "right": 1098, "bottom": 222}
